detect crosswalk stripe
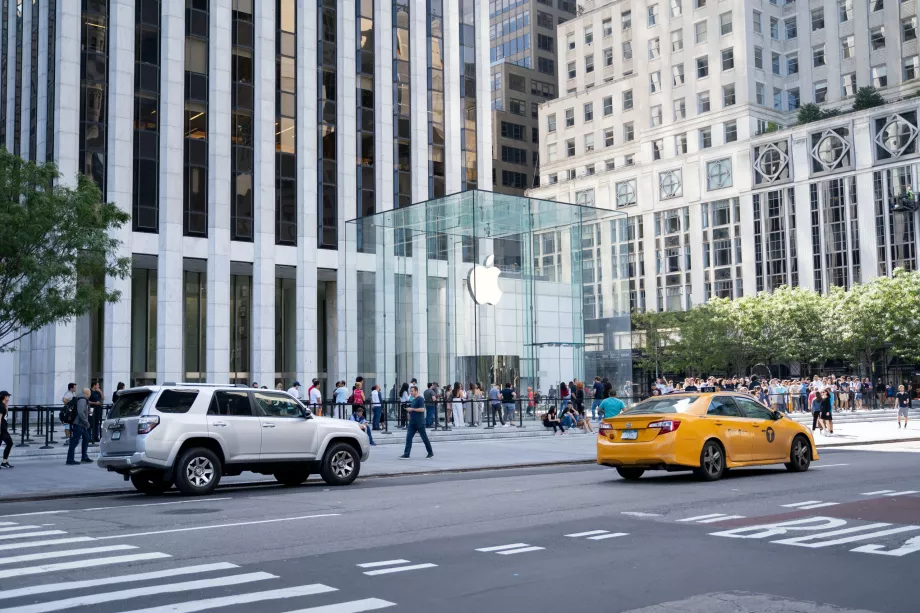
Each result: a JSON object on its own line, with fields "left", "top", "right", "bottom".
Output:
{"left": 780, "top": 501, "right": 823, "bottom": 508}
{"left": 281, "top": 598, "right": 397, "bottom": 613}
{"left": 0, "top": 526, "right": 40, "bottom": 533}
{"left": 677, "top": 514, "right": 726, "bottom": 522}
{"left": 773, "top": 524, "right": 920, "bottom": 548}
{"left": 475, "top": 543, "right": 529, "bottom": 552}
{"left": 882, "top": 491, "right": 919, "bottom": 497}
{"left": 0, "top": 522, "right": 18, "bottom": 527}
{"left": 565, "top": 530, "right": 609, "bottom": 538}
{"left": 0, "top": 544, "right": 138, "bottom": 566}
{"left": 0, "top": 552, "right": 172, "bottom": 579}
{"left": 112, "top": 583, "right": 339, "bottom": 613}
{"left": 861, "top": 490, "right": 896, "bottom": 495}
{"left": 0, "top": 562, "right": 239, "bottom": 600}
{"left": 695, "top": 515, "right": 745, "bottom": 523}
{"left": 797, "top": 502, "right": 839, "bottom": 510}
{"left": 587, "top": 532, "right": 629, "bottom": 540}
{"left": 78, "top": 498, "right": 234, "bottom": 513}
{"left": 0, "top": 537, "right": 96, "bottom": 552}
{"left": 0, "top": 511, "right": 68, "bottom": 518}
{"left": 0, "top": 530, "right": 67, "bottom": 541}
{"left": 496, "top": 546, "right": 544, "bottom": 555}
{"left": 362, "top": 563, "right": 437, "bottom": 576}
{"left": 0, "top": 571, "right": 278, "bottom": 613}
{"left": 356, "top": 560, "right": 410, "bottom": 569}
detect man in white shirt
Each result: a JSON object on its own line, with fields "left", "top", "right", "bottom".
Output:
{"left": 287, "top": 381, "right": 301, "bottom": 400}
{"left": 307, "top": 379, "right": 322, "bottom": 410}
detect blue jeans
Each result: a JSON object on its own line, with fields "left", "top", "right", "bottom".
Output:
{"left": 561, "top": 398, "right": 570, "bottom": 412}
{"left": 364, "top": 425, "right": 375, "bottom": 445}
{"left": 425, "top": 405, "right": 435, "bottom": 427}
{"left": 404, "top": 420, "right": 432, "bottom": 456}
{"left": 590, "top": 399, "right": 601, "bottom": 419}
{"left": 562, "top": 414, "right": 576, "bottom": 428}
{"left": 67, "top": 424, "right": 90, "bottom": 463}
{"left": 372, "top": 406, "right": 382, "bottom": 429}
{"left": 502, "top": 402, "right": 515, "bottom": 423}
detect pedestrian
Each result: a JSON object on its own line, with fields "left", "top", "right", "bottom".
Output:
{"left": 470, "top": 383, "right": 483, "bottom": 426}
{"left": 527, "top": 386, "right": 535, "bottom": 416}
{"left": 820, "top": 389, "right": 834, "bottom": 435}
{"left": 275, "top": 382, "right": 284, "bottom": 390}
{"left": 423, "top": 382, "right": 437, "bottom": 428}
{"left": 251, "top": 382, "right": 259, "bottom": 389}
{"left": 333, "top": 381, "right": 349, "bottom": 418}
{"left": 574, "top": 381, "right": 586, "bottom": 418}
{"left": 590, "top": 377, "right": 603, "bottom": 420}
{"left": 599, "top": 389, "right": 625, "bottom": 420}
{"left": 370, "top": 384, "right": 382, "bottom": 430}
{"left": 350, "top": 406, "right": 375, "bottom": 446}
{"left": 399, "top": 382, "right": 410, "bottom": 428}
{"left": 896, "top": 385, "right": 911, "bottom": 429}
{"left": 559, "top": 381, "right": 569, "bottom": 412}
{"left": 450, "top": 381, "right": 466, "bottom": 428}
{"left": 489, "top": 382, "right": 504, "bottom": 426}
{"left": 287, "top": 381, "right": 302, "bottom": 400}
{"left": 542, "top": 405, "right": 565, "bottom": 434}
{"left": 62, "top": 382, "right": 77, "bottom": 444}
{"left": 887, "top": 382, "right": 897, "bottom": 408}
{"left": 352, "top": 381, "right": 365, "bottom": 412}
{"left": 112, "top": 382, "right": 126, "bottom": 405}
{"left": 400, "top": 386, "right": 433, "bottom": 459}
{"left": 500, "top": 382, "right": 516, "bottom": 427}
{"left": 89, "top": 382, "right": 103, "bottom": 443}
{"left": 67, "top": 388, "right": 93, "bottom": 465}
{"left": 307, "top": 378, "right": 323, "bottom": 413}
{"left": 0, "top": 391, "right": 13, "bottom": 468}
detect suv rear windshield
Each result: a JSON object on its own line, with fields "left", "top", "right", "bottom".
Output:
{"left": 154, "top": 389, "right": 200, "bottom": 414}
{"left": 621, "top": 395, "right": 701, "bottom": 415}
{"left": 109, "top": 392, "right": 152, "bottom": 419}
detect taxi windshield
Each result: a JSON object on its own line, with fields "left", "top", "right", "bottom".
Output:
{"left": 621, "top": 395, "right": 700, "bottom": 415}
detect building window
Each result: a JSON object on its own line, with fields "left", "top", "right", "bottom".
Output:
{"left": 723, "top": 84, "right": 736, "bottom": 107}
{"left": 622, "top": 10, "right": 631, "bottom": 30}
{"left": 870, "top": 26, "right": 885, "bottom": 51}
{"left": 603, "top": 47, "right": 613, "bottom": 66}
{"left": 500, "top": 121, "right": 526, "bottom": 141}
{"left": 671, "top": 0, "right": 682, "bottom": 18}
{"left": 566, "top": 168, "right": 576, "bottom": 180}
{"left": 698, "top": 90, "right": 710, "bottom": 113}
{"left": 871, "top": 0, "right": 883, "bottom": 12}
{"left": 537, "top": 56, "right": 555, "bottom": 74}
{"left": 650, "top": 70, "right": 661, "bottom": 93}
{"left": 724, "top": 120, "right": 737, "bottom": 143}
{"left": 785, "top": 17, "right": 796, "bottom": 40}
{"left": 276, "top": 0, "right": 298, "bottom": 246}
{"left": 699, "top": 127, "right": 712, "bottom": 149}
{"left": 671, "top": 29, "right": 683, "bottom": 52}
{"left": 583, "top": 25, "right": 593, "bottom": 44}
{"left": 567, "top": 60, "right": 576, "bottom": 79}
{"left": 772, "top": 52, "right": 781, "bottom": 75}
{"left": 813, "top": 45, "right": 825, "bottom": 68}
{"left": 753, "top": 140, "right": 791, "bottom": 185}
{"left": 673, "top": 63, "right": 684, "bottom": 86}
{"left": 674, "top": 98, "right": 686, "bottom": 120}
{"left": 841, "top": 72, "right": 857, "bottom": 96}
{"left": 788, "top": 87, "right": 800, "bottom": 110}
{"left": 706, "top": 158, "right": 732, "bottom": 190}
{"left": 721, "top": 48, "right": 733, "bottom": 71}
{"left": 584, "top": 102, "right": 593, "bottom": 122}
{"left": 548, "top": 173, "right": 558, "bottom": 184}
{"left": 872, "top": 65, "right": 887, "bottom": 89}
{"left": 694, "top": 0, "right": 706, "bottom": 8}
{"left": 585, "top": 164, "right": 595, "bottom": 176}
{"left": 719, "top": 11, "right": 732, "bottom": 36}
{"left": 773, "top": 87, "right": 783, "bottom": 110}
{"left": 605, "top": 159, "right": 615, "bottom": 171}
{"left": 903, "top": 17, "right": 917, "bottom": 43}
{"left": 623, "top": 89, "right": 633, "bottom": 110}
{"left": 840, "top": 35, "right": 855, "bottom": 59}
{"left": 80, "top": 0, "right": 109, "bottom": 195}
{"left": 648, "top": 37, "right": 660, "bottom": 60}
{"left": 616, "top": 179, "right": 637, "bottom": 207}
{"left": 547, "top": 113, "right": 556, "bottom": 132}
{"left": 604, "top": 127, "right": 615, "bottom": 147}
{"left": 696, "top": 56, "right": 708, "bottom": 78}
{"left": 812, "top": 7, "right": 824, "bottom": 31}
{"left": 603, "top": 96, "right": 613, "bottom": 116}
{"left": 537, "top": 10, "right": 553, "bottom": 29}
{"left": 652, "top": 139, "right": 663, "bottom": 160}
{"left": 546, "top": 142, "right": 556, "bottom": 161}
{"left": 0, "top": 0, "right": 7, "bottom": 152}
{"left": 694, "top": 20, "right": 707, "bottom": 44}
{"left": 787, "top": 53, "right": 798, "bottom": 75}
{"left": 183, "top": 0, "right": 209, "bottom": 237}
{"left": 566, "top": 138, "right": 575, "bottom": 157}
{"left": 319, "top": 0, "right": 339, "bottom": 245}
{"left": 753, "top": 10, "right": 762, "bottom": 34}
{"left": 675, "top": 132, "right": 687, "bottom": 154}
{"left": 501, "top": 170, "right": 528, "bottom": 188}
{"left": 585, "top": 54, "right": 594, "bottom": 73}
{"left": 602, "top": 17, "right": 612, "bottom": 37}
{"left": 565, "top": 107, "right": 574, "bottom": 126}
{"left": 770, "top": 17, "right": 779, "bottom": 40}
{"left": 838, "top": 0, "right": 852, "bottom": 23}
{"left": 625, "top": 154, "right": 635, "bottom": 165}
{"left": 904, "top": 57, "right": 920, "bottom": 82}
{"left": 814, "top": 80, "right": 828, "bottom": 103}
{"left": 651, "top": 105, "right": 663, "bottom": 127}
{"left": 624, "top": 122, "right": 635, "bottom": 141}
{"left": 134, "top": 0, "right": 161, "bottom": 233}
{"left": 810, "top": 127, "right": 852, "bottom": 173}
{"left": 537, "top": 33, "right": 554, "bottom": 51}
{"left": 754, "top": 46, "right": 763, "bottom": 70}
{"left": 648, "top": 4, "right": 658, "bottom": 26}
{"left": 622, "top": 41, "right": 632, "bottom": 60}
{"left": 756, "top": 82, "right": 766, "bottom": 105}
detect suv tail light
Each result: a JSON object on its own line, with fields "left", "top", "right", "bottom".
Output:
{"left": 138, "top": 416, "right": 160, "bottom": 435}
{"left": 647, "top": 419, "right": 680, "bottom": 434}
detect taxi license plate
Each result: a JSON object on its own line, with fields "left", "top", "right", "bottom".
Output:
{"left": 621, "top": 430, "right": 638, "bottom": 440}
{"left": 111, "top": 431, "right": 121, "bottom": 441}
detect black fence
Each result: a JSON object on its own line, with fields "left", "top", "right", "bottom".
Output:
{"left": 3, "top": 404, "right": 113, "bottom": 449}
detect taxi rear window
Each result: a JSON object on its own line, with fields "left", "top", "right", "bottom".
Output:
{"left": 621, "top": 395, "right": 700, "bottom": 415}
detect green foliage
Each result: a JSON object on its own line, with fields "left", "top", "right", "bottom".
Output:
{"left": 853, "top": 86, "right": 885, "bottom": 111}
{"left": 797, "top": 104, "right": 843, "bottom": 126}
{"left": 0, "top": 150, "right": 131, "bottom": 351}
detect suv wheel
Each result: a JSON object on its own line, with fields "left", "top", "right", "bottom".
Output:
{"left": 274, "top": 468, "right": 310, "bottom": 487}
{"left": 131, "top": 471, "right": 172, "bottom": 495}
{"left": 174, "top": 447, "right": 222, "bottom": 495}
{"left": 320, "top": 443, "right": 360, "bottom": 486}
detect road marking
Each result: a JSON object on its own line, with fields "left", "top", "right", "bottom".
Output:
{"left": 696, "top": 515, "right": 746, "bottom": 523}
{"left": 475, "top": 543, "right": 529, "bottom": 552}
{"left": 0, "top": 552, "right": 172, "bottom": 579}
{"left": 362, "top": 563, "right": 437, "bottom": 576}
{"left": 882, "top": 490, "right": 919, "bottom": 497}
{"left": 565, "top": 530, "right": 609, "bottom": 538}
{"left": 96, "top": 513, "right": 341, "bottom": 539}
{"left": 796, "top": 502, "right": 840, "bottom": 510}
{"left": 79, "top": 497, "right": 234, "bottom": 512}
{"left": 356, "top": 560, "right": 410, "bottom": 569}
{"left": 0, "top": 525, "right": 39, "bottom": 533}
{"left": 496, "top": 546, "right": 545, "bottom": 555}
{"left": 280, "top": 598, "right": 397, "bottom": 613}
{"left": 56, "top": 584, "right": 338, "bottom": 613}
{"left": 770, "top": 523, "right": 892, "bottom": 546}
{"left": 0, "top": 572, "right": 278, "bottom": 613}
{"left": 620, "top": 512, "right": 662, "bottom": 517}
{"left": 0, "top": 537, "right": 95, "bottom": 552}
{"left": 0, "top": 530, "right": 67, "bottom": 541}
{"left": 0, "top": 522, "right": 18, "bottom": 526}
{"left": 0, "top": 544, "right": 137, "bottom": 566}
{"left": 780, "top": 501, "right": 823, "bottom": 508}
{"left": 677, "top": 514, "right": 728, "bottom": 522}
{"left": 0, "top": 511, "right": 68, "bottom": 518}
{"left": 811, "top": 463, "right": 849, "bottom": 469}
{"left": 861, "top": 490, "right": 896, "bottom": 496}
{"left": 0, "top": 562, "right": 239, "bottom": 600}
{"left": 587, "top": 532, "right": 629, "bottom": 540}
{"left": 774, "top": 525, "right": 920, "bottom": 548}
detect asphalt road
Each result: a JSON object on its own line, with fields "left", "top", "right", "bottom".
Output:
{"left": 0, "top": 444, "right": 918, "bottom": 613}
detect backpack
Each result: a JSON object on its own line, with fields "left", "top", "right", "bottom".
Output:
{"left": 59, "top": 397, "right": 78, "bottom": 425}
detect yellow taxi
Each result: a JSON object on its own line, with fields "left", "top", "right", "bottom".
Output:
{"left": 597, "top": 392, "right": 818, "bottom": 481}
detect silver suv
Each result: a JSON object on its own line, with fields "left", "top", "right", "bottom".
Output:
{"left": 97, "top": 383, "right": 370, "bottom": 495}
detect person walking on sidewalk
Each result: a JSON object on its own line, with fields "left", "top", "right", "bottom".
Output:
{"left": 897, "top": 385, "right": 911, "bottom": 429}
{"left": 62, "top": 382, "right": 77, "bottom": 444}
{"left": 500, "top": 382, "right": 516, "bottom": 427}
{"left": 590, "top": 377, "right": 603, "bottom": 420}
{"left": 67, "top": 388, "right": 93, "bottom": 465}
{"left": 400, "top": 386, "right": 433, "bottom": 458}
{"left": 0, "top": 391, "right": 13, "bottom": 468}
{"left": 489, "top": 383, "right": 504, "bottom": 426}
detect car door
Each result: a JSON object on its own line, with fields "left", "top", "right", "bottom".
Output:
{"left": 207, "top": 391, "right": 262, "bottom": 462}
{"left": 252, "top": 391, "right": 318, "bottom": 460}
{"left": 702, "top": 396, "right": 751, "bottom": 462}
{"left": 734, "top": 396, "right": 786, "bottom": 462}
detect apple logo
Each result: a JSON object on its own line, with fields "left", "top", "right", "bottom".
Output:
{"left": 468, "top": 255, "right": 503, "bottom": 306}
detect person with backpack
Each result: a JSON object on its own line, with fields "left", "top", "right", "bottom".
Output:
{"left": 61, "top": 383, "right": 77, "bottom": 444}
{"left": 0, "top": 391, "right": 13, "bottom": 468}
{"left": 66, "top": 388, "right": 93, "bottom": 466}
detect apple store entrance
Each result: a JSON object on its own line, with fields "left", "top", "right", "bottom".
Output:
{"left": 343, "top": 190, "right": 631, "bottom": 402}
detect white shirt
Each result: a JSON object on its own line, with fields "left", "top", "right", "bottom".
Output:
{"left": 308, "top": 387, "right": 322, "bottom": 406}
{"left": 287, "top": 386, "right": 301, "bottom": 399}
{"left": 371, "top": 389, "right": 381, "bottom": 406}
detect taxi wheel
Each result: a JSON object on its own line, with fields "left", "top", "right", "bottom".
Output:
{"left": 694, "top": 440, "right": 725, "bottom": 482}
{"left": 616, "top": 467, "right": 645, "bottom": 480}
{"left": 785, "top": 435, "right": 811, "bottom": 472}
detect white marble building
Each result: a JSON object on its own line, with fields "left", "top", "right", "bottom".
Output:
{"left": 529, "top": 0, "right": 920, "bottom": 316}
{"left": 2, "top": 0, "right": 494, "bottom": 404}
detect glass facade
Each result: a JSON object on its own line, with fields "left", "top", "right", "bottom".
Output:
{"left": 231, "top": 0, "right": 253, "bottom": 240}
{"left": 874, "top": 166, "right": 918, "bottom": 274}
{"left": 130, "top": 266, "right": 157, "bottom": 386}
{"left": 356, "top": 0, "right": 374, "bottom": 247}
{"left": 183, "top": 268, "right": 206, "bottom": 382}
{"left": 275, "top": 0, "right": 296, "bottom": 245}
{"left": 274, "top": 273, "right": 296, "bottom": 387}
{"left": 702, "top": 198, "right": 742, "bottom": 300}
{"left": 0, "top": 0, "right": 6, "bottom": 149}
{"left": 80, "top": 0, "right": 107, "bottom": 193}
{"left": 183, "top": 0, "right": 208, "bottom": 237}
{"left": 654, "top": 207, "right": 691, "bottom": 311}
{"left": 14, "top": 0, "right": 21, "bottom": 156}
{"left": 393, "top": 0, "right": 410, "bottom": 209}
{"left": 427, "top": 0, "right": 445, "bottom": 198}
{"left": 27, "top": 0, "right": 35, "bottom": 160}
{"left": 133, "top": 0, "right": 160, "bottom": 232}
{"left": 754, "top": 188, "right": 797, "bottom": 293}
{"left": 43, "top": 0, "right": 51, "bottom": 162}
{"left": 459, "top": 0, "right": 477, "bottom": 190}
{"left": 317, "top": 0, "right": 337, "bottom": 248}
{"left": 229, "top": 270, "right": 251, "bottom": 384}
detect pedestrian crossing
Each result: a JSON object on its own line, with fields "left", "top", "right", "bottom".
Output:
{"left": 676, "top": 513, "right": 746, "bottom": 523}
{"left": 0, "top": 519, "right": 397, "bottom": 613}
{"left": 861, "top": 489, "right": 920, "bottom": 497}
{"left": 564, "top": 530, "right": 629, "bottom": 540}
{"left": 780, "top": 500, "right": 840, "bottom": 510}
{"left": 476, "top": 542, "right": 545, "bottom": 555}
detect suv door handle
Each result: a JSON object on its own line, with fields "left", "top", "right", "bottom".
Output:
{"left": 212, "top": 422, "right": 227, "bottom": 427}
{"left": 262, "top": 423, "right": 276, "bottom": 428}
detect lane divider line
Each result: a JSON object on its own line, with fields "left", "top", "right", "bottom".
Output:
{"left": 475, "top": 543, "right": 529, "bottom": 552}
{"left": 496, "top": 546, "right": 545, "bottom": 555}
{"left": 362, "top": 563, "right": 438, "bottom": 576}
{"left": 586, "top": 532, "right": 629, "bottom": 540}
{"left": 356, "top": 560, "right": 410, "bottom": 569}
{"left": 110, "top": 584, "right": 342, "bottom": 613}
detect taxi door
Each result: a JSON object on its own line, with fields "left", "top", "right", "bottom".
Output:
{"left": 734, "top": 396, "right": 787, "bottom": 461}
{"left": 700, "top": 396, "right": 751, "bottom": 463}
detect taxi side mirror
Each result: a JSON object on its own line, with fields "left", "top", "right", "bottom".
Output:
{"left": 773, "top": 411, "right": 784, "bottom": 420}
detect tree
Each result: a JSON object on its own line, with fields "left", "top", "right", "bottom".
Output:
{"left": 797, "top": 103, "right": 824, "bottom": 125}
{"left": 853, "top": 86, "right": 885, "bottom": 111}
{"left": 0, "top": 151, "right": 130, "bottom": 351}
{"left": 876, "top": 268, "right": 920, "bottom": 364}
{"left": 630, "top": 310, "right": 681, "bottom": 378}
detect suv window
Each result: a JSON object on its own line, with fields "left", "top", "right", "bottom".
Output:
{"left": 109, "top": 392, "right": 151, "bottom": 418}
{"left": 735, "top": 397, "right": 776, "bottom": 420}
{"left": 209, "top": 391, "right": 254, "bottom": 416}
{"left": 155, "top": 389, "right": 199, "bottom": 414}
{"left": 253, "top": 392, "right": 303, "bottom": 418}
{"left": 707, "top": 396, "right": 743, "bottom": 417}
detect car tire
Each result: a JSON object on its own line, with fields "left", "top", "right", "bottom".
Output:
{"left": 130, "top": 471, "right": 172, "bottom": 495}
{"left": 174, "top": 447, "right": 222, "bottom": 496}
{"left": 274, "top": 469, "right": 310, "bottom": 487}
{"left": 784, "top": 435, "right": 812, "bottom": 472}
{"left": 616, "top": 467, "right": 645, "bottom": 480}
{"left": 320, "top": 442, "right": 361, "bottom": 486}
{"left": 694, "top": 440, "right": 725, "bottom": 482}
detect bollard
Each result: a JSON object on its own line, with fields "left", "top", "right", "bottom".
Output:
{"left": 47, "top": 406, "right": 58, "bottom": 444}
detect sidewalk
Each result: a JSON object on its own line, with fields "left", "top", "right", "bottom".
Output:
{"left": 1, "top": 419, "right": 917, "bottom": 502}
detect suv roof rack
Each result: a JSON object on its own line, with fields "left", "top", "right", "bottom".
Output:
{"left": 161, "top": 382, "right": 245, "bottom": 388}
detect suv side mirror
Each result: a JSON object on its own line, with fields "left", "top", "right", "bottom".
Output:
{"left": 302, "top": 408, "right": 313, "bottom": 419}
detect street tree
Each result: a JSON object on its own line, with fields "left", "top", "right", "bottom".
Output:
{"left": 0, "top": 151, "right": 130, "bottom": 351}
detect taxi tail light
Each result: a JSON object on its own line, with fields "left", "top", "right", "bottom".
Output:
{"left": 598, "top": 423, "right": 612, "bottom": 432}
{"left": 647, "top": 419, "right": 680, "bottom": 434}
{"left": 137, "top": 416, "right": 160, "bottom": 435}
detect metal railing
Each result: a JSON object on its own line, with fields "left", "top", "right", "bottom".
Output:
{"left": 3, "top": 404, "right": 113, "bottom": 449}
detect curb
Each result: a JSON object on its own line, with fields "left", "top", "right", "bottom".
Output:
{"left": 816, "top": 436, "right": 920, "bottom": 448}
